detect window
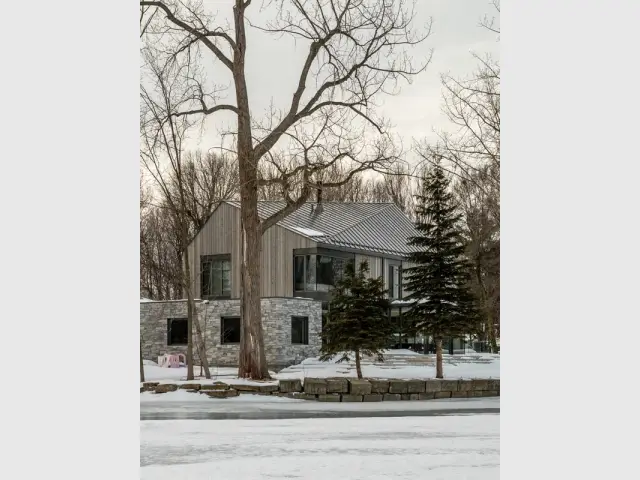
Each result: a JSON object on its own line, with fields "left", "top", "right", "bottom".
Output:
{"left": 221, "top": 316, "right": 241, "bottom": 344}
{"left": 291, "top": 316, "right": 309, "bottom": 345}
{"left": 388, "top": 264, "right": 401, "bottom": 299}
{"left": 294, "top": 254, "right": 354, "bottom": 292}
{"left": 201, "top": 255, "right": 231, "bottom": 298}
{"left": 167, "top": 318, "right": 188, "bottom": 345}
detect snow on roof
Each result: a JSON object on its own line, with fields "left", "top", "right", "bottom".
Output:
{"left": 292, "top": 226, "right": 325, "bottom": 237}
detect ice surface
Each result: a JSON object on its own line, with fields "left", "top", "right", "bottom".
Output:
{"left": 140, "top": 414, "right": 499, "bottom": 479}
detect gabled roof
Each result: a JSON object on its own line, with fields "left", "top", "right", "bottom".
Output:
{"left": 225, "top": 200, "right": 418, "bottom": 257}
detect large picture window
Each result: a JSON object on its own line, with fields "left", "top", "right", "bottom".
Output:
{"left": 388, "top": 264, "right": 401, "bottom": 299}
{"left": 294, "top": 254, "right": 353, "bottom": 292}
{"left": 201, "top": 255, "right": 231, "bottom": 298}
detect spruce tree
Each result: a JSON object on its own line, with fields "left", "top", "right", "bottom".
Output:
{"left": 404, "top": 163, "right": 480, "bottom": 378}
{"left": 320, "top": 260, "right": 393, "bottom": 379}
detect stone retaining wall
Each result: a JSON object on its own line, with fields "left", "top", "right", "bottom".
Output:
{"left": 142, "top": 377, "right": 500, "bottom": 402}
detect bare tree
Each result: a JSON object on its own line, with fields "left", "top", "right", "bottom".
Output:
{"left": 140, "top": 0, "right": 431, "bottom": 380}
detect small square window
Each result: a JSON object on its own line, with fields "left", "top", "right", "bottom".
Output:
{"left": 221, "top": 317, "right": 241, "bottom": 344}
{"left": 167, "top": 318, "right": 188, "bottom": 346}
{"left": 291, "top": 316, "right": 309, "bottom": 345}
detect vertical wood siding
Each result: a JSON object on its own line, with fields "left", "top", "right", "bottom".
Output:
{"left": 186, "top": 202, "right": 316, "bottom": 298}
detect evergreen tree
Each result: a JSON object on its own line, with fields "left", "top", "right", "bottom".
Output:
{"left": 321, "top": 260, "right": 393, "bottom": 379}
{"left": 404, "top": 162, "right": 480, "bottom": 378}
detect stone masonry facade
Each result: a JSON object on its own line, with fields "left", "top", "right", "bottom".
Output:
{"left": 140, "top": 297, "right": 322, "bottom": 368}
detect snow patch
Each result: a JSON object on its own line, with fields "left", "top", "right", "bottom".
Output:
{"left": 292, "top": 226, "right": 325, "bottom": 237}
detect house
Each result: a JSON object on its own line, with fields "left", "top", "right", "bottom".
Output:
{"left": 140, "top": 198, "right": 420, "bottom": 369}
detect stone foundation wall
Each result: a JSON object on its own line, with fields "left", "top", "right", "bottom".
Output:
{"left": 140, "top": 298, "right": 322, "bottom": 367}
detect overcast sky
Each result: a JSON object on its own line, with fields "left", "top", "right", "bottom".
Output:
{"left": 180, "top": 0, "right": 500, "bottom": 160}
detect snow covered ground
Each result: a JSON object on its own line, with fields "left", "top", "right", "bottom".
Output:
{"left": 142, "top": 350, "right": 499, "bottom": 386}
{"left": 140, "top": 414, "right": 499, "bottom": 479}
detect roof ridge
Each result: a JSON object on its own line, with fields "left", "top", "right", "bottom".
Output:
{"left": 323, "top": 203, "right": 396, "bottom": 239}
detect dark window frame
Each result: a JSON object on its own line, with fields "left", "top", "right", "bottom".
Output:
{"left": 201, "top": 254, "right": 232, "bottom": 299}
{"left": 220, "top": 316, "right": 241, "bottom": 344}
{"left": 167, "top": 318, "right": 188, "bottom": 346}
{"left": 291, "top": 316, "right": 309, "bottom": 345}
{"left": 388, "top": 263, "right": 402, "bottom": 300}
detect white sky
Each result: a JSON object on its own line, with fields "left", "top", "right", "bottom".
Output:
{"left": 161, "top": 0, "right": 500, "bottom": 165}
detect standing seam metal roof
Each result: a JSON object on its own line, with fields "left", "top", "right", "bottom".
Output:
{"left": 225, "top": 200, "right": 418, "bottom": 256}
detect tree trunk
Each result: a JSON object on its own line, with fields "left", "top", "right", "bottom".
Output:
{"left": 234, "top": 0, "right": 270, "bottom": 380}
{"left": 185, "top": 293, "right": 194, "bottom": 380}
{"left": 435, "top": 337, "right": 444, "bottom": 379}
{"left": 192, "top": 306, "right": 211, "bottom": 378}
{"left": 355, "top": 348, "right": 363, "bottom": 379}
{"left": 140, "top": 345, "right": 145, "bottom": 383}
{"left": 183, "top": 245, "right": 211, "bottom": 379}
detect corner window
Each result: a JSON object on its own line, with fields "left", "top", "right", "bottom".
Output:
{"left": 167, "top": 318, "right": 188, "bottom": 345}
{"left": 221, "top": 316, "right": 241, "bottom": 344}
{"left": 201, "top": 255, "right": 231, "bottom": 298}
{"left": 291, "top": 316, "right": 309, "bottom": 345}
{"left": 294, "top": 254, "right": 354, "bottom": 292}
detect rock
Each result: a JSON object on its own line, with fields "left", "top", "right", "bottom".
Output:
{"left": 233, "top": 383, "right": 279, "bottom": 393}
{"left": 409, "top": 393, "right": 420, "bottom": 400}
{"left": 424, "top": 380, "right": 444, "bottom": 392}
{"left": 419, "top": 392, "right": 435, "bottom": 400}
{"left": 383, "top": 393, "right": 402, "bottom": 401}
{"left": 341, "top": 394, "right": 363, "bottom": 402}
{"left": 471, "top": 379, "right": 490, "bottom": 391}
{"left": 143, "top": 382, "right": 159, "bottom": 388}
{"left": 470, "top": 390, "right": 484, "bottom": 397}
{"left": 200, "top": 382, "right": 229, "bottom": 391}
{"left": 286, "top": 392, "right": 317, "bottom": 401}
{"left": 348, "top": 379, "right": 372, "bottom": 395}
{"left": 303, "top": 378, "right": 327, "bottom": 395}
{"left": 487, "top": 379, "right": 500, "bottom": 391}
{"left": 388, "top": 380, "right": 409, "bottom": 394}
{"left": 278, "top": 378, "right": 302, "bottom": 393}
{"left": 317, "top": 394, "right": 341, "bottom": 402}
{"left": 326, "top": 377, "right": 349, "bottom": 393}
{"left": 406, "top": 380, "right": 426, "bottom": 394}
{"left": 440, "top": 380, "right": 459, "bottom": 392}
{"left": 204, "top": 389, "right": 239, "bottom": 399}
{"left": 154, "top": 384, "right": 178, "bottom": 394}
{"left": 434, "top": 391, "right": 452, "bottom": 399}
{"left": 368, "top": 379, "right": 390, "bottom": 394}
{"left": 363, "top": 394, "right": 383, "bottom": 402}
{"left": 451, "top": 391, "right": 469, "bottom": 398}
{"left": 140, "top": 386, "right": 144, "bottom": 393}
{"left": 179, "top": 384, "right": 201, "bottom": 391}
{"left": 482, "top": 390, "right": 499, "bottom": 397}
{"left": 458, "top": 380, "right": 473, "bottom": 391}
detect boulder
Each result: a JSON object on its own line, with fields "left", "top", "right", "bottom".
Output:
{"left": 233, "top": 383, "right": 279, "bottom": 393}
{"left": 471, "top": 379, "right": 490, "bottom": 391}
{"left": 424, "top": 380, "right": 444, "bottom": 392}
{"left": 179, "top": 383, "right": 201, "bottom": 391}
{"left": 154, "top": 384, "right": 178, "bottom": 394}
{"left": 363, "top": 394, "right": 383, "bottom": 402}
{"left": 278, "top": 378, "right": 302, "bottom": 393}
{"left": 204, "top": 389, "right": 239, "bottom": 399}
{"left": 451, "top": 391, "right": 469, "bottom": 398}
{"left": 440, "top": 380, "right": 459, "bottom": 392}
{"left": 326, "top": 377, "right": 349, "bottom": 393}
{"left": 383, "top": 393, "right": 402, "bottom": 401}
{"left": 458, "top": 380, "right": 473, "bottom": 392}
{"left": 419, "top": 392, "right": 435, "bottom": 400}
{"left": 388, "top": 380, "right": 409, "bottom": 394}
{"left": 434, "top": 391, "right": 452, "bottom": 399}
{"left": 406, "top": 380, "right": 426, "bottom": 394}
{"left": 303, "top": 378, "right": 327, "bottom": 395}
{"left": 200, "top": 382, "right": 229, "bottom": 391}
{"left": 341, "top": 394, "right": 363, "bottom": 402}
{"left": 317, "top": 394, "right": 341, "bottom": 402}
{"left": 348, "top": 379, "right": 372, "bottom": 395}
{"left": 368, "top": 379, "right": 390, "bottom": 394}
